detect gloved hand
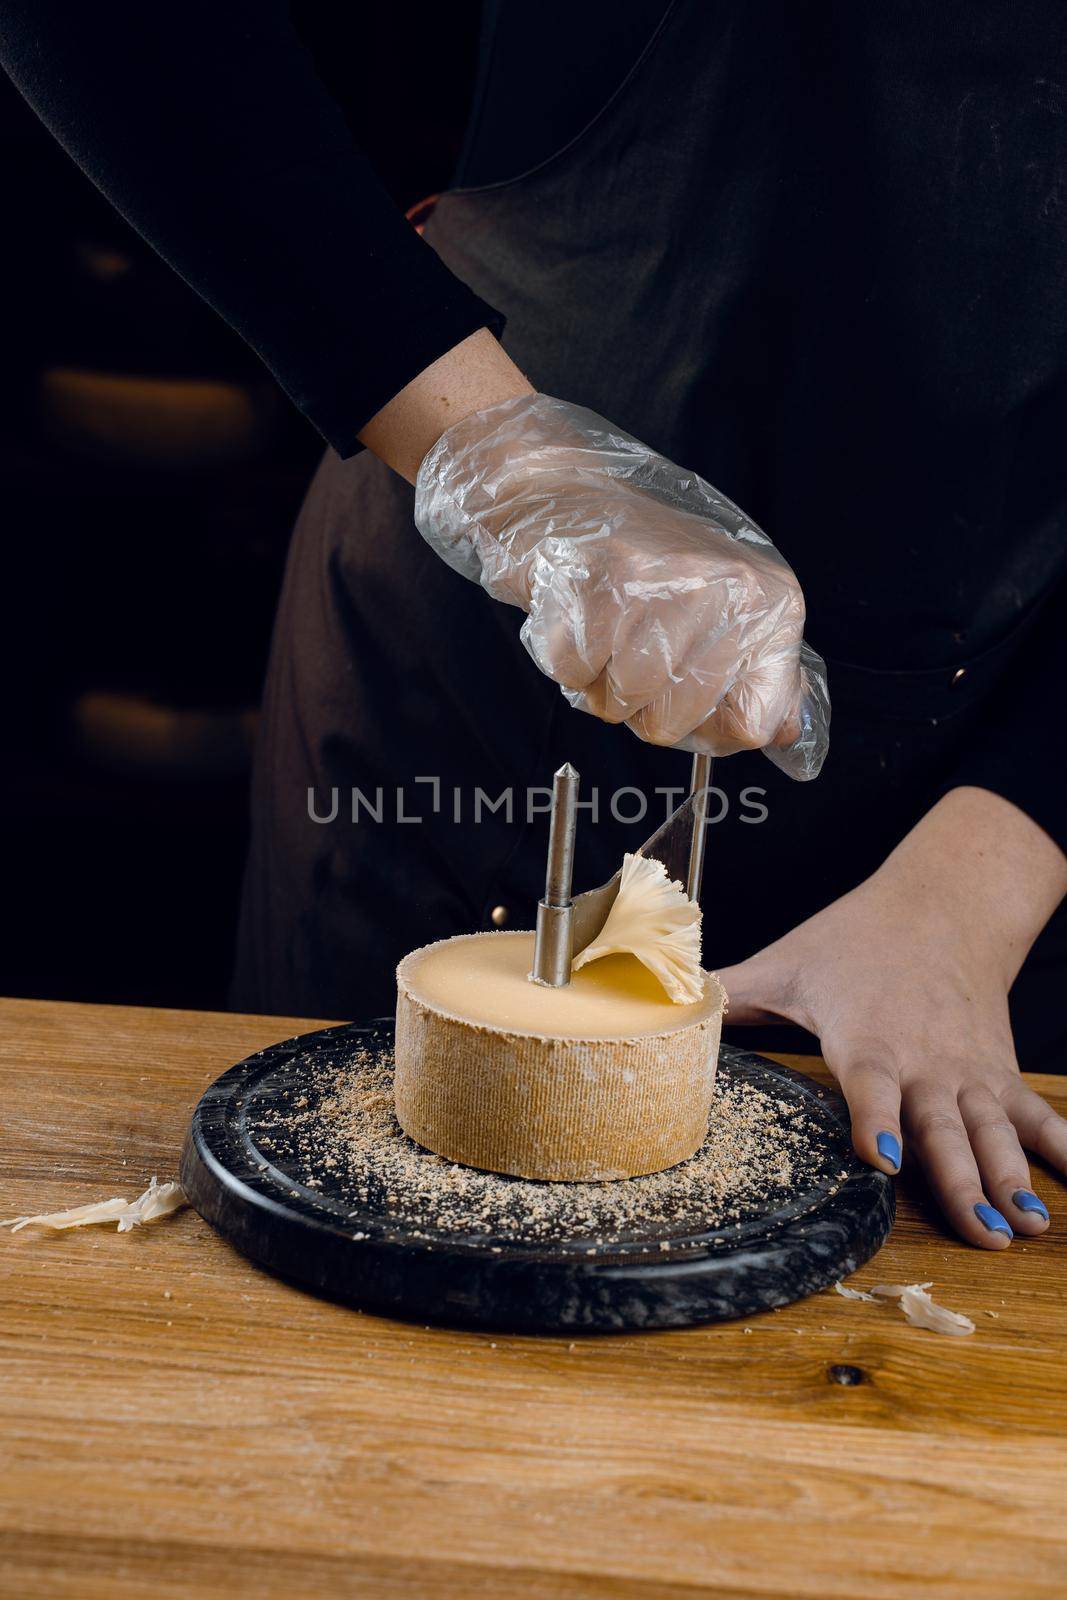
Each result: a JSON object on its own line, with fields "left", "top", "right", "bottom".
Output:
{"left": 415, "top": 392, "right": 829, "bottom": 779}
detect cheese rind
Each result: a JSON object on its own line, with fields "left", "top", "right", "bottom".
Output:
{"left": 394, "top": 932, "right": 725, "bottom": 1181}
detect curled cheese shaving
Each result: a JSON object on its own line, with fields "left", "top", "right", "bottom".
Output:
{"left": 572, "top": 852, "right": 703, "bottom": 1003}
{"left": 2, "top": 1176, "right": 186, "bottom": 1234}
{"left": 834, "top": 1278, "right": 975, "bottom": 1335}
{"left": 870, "top": 1281, "right": 976, "bottom": 1336}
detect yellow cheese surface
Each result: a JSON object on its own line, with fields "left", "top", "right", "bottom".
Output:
{"left": 403, "top": 931, "right": 717, "bottom": 1040}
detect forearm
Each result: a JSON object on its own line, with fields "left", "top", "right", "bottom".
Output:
{"left": 357, "top": 330, "right": 534, "bottom": 483}
{"left": 870, "top": 786, "right": 1067, "bottom": 986}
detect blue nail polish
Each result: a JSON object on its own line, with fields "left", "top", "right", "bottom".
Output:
{"left": 876, "top": 1131, "right": 901, "bottom": 1171}
{"left": 974, "top": 1203, "right": 1013, "bottom": 1239}
{"left": 1012, "top": 1189, "right": 1049, "bottom": 1221}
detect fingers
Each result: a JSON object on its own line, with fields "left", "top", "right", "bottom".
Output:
{"left": 716, "top": 652, "right": 804, "bottom": 748}
{"left": 829, "top": 1059, "right": 1057, "bottom": 1248}
{"left": 667, "top": 626, "right": 806, "bottom": 753}
{"left": 609, "top": 589, "right": 740, "bottom": 738}
{"left": 628, "top": 641, "right": 804, "bottom": 751}
{"left": 824, "top": 1050, "right": 903, "bottom": 1178}
{"left": 1003, "top": 1082, "right": 1065, "bottom": 1227}
{"left": 628, "top": 664, "right": 735, "bottom": 747}
{"left": 598, "top": 602, "right": 720, "bottom": 730}
{"left": 523, "top": 569, "right": 614, "bottom": 694}
{"left": 575, "top": 672, "right": 645, "bottom": 725}
{"left": 904, "top": 1088, "right": 1013, "bottom": 1249}
{"left": 959, "top": 1085, "right": 1050, "bottom": 1237}
{"left": 1005, "top": 1082, "right": 1067, "bottom": 1173}
{"left": 527, "top": 536, "right": 808, "bottom": 751}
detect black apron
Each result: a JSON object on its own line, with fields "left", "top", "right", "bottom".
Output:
{"left": 233, "top": 2, "right": 1067, "bottom": 1068}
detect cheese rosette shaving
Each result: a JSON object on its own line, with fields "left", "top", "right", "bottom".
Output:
{"left": 571, "top": 852, "right": 704, "bottom": 1003}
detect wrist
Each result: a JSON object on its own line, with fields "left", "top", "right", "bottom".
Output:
{"left": 358, "top": 328, "right": 534, "bottom": 484}
{"left": 871, "top": 787, "right": 1067, "bottom": 986}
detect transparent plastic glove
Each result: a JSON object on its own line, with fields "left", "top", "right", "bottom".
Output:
{"left": 415, "top": 393, "right": 829, "bottom": 779}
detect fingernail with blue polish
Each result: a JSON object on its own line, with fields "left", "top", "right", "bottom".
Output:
{"left": 876, "top": 1131, "right": 901, "bottom": 1172}
{"left": 1012, "top": 1189, "right": 1049, "bottom": 1221}
{"left": 974, "top": 1203, "right": 1013, "bottom": 1239}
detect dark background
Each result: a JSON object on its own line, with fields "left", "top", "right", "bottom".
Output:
{"left": 0, "top": 4, "right": 479, "bottom": 1011}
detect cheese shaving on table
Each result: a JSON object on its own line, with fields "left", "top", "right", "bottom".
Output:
{"left": 571, "top": 852, "right": 704, "bottom": 1002}
{"left": 870, "top": 1282, "right": 976, "bottom": 1336}
{"left": 834, "top": 1278, "right": 975, "bottom": 1335}
{"left": 2, "top": 1176, "right": 186, "bottom": 1234}
{"left": 834, "top": 1281, "right": 877, "bottom": 1302}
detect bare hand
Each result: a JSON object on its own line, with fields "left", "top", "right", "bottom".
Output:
{"left": 718, "top": 789, "right": 1067, "bottom": 1248}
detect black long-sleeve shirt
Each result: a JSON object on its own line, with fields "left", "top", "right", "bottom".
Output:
{"left": 0, "top": 0, "right": 508, "bottom": 455}
{"left": 0, "top": 1, "right": 659, "bottom": 453}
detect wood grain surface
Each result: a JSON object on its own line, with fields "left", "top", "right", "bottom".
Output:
{"left": 1, "top": 996, "right": 1065, "bottom": 1600}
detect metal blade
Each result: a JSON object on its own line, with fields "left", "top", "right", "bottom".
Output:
{"left": 570, "top": 755, "right": 713, "bottom": 956}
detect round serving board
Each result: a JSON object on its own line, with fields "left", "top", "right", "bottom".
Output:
{"left": 181, "top": 1020, "right": 893, "bottom": 1334}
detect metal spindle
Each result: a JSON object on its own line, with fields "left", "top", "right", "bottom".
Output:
{"left": 530, "top": 763, "right": 579, "bottom": 986}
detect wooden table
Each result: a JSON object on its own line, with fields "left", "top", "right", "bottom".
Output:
{"left": 1, "top": 997, "right": 1065, "bottom": 1599}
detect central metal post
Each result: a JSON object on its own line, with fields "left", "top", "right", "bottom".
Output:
{"left": 530, "top": 762, "right": 579, "bottom": 986}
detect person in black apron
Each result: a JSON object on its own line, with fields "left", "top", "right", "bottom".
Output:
{"left": 5, "top": 2, "right": 1066, "bottom": 1249}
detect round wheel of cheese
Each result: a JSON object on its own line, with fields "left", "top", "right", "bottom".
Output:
{"left": 394, "top": 931, "right": 725, "bottom": 1182}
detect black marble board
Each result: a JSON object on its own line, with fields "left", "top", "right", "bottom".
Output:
{"left": 181, "top": 1020, "right": 894, "bottom": 1334}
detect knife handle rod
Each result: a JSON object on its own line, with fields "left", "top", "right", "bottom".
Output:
{"left": 686, "top": 753, "right": 712, "bottom": 903}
